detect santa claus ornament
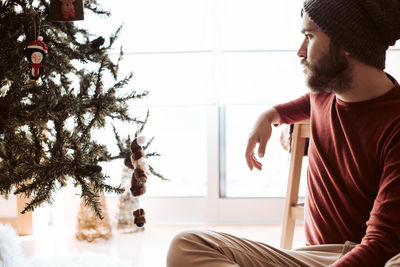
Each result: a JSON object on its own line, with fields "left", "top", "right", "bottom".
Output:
{"left": 26, "top": 36, "right": 48, "bottom": 81}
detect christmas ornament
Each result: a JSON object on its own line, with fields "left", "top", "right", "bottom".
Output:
{"left": 90, "top": 36, "right": 105, "bottom": 51}
{"left": 133, "top": 208, "right": 146, "bottom": 227}
{"left": 75, "top": 189, "right": 112, "bottom": 242}
{"left": 117, "top": 166, "right": 145, "bottom": 233}
{"left": 26, "top": 16, "right": 48, "bottom": 82}
{"left": 49, "top": 0, "right": 84, "bottom": 21}
{"left": 76, "top": 165, "right": 102, "bottom": 176}
{"left": 124, "top": 136, "right": 150, "bottom": 227}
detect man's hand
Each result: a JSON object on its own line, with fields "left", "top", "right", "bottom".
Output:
{"left": 245, "top": 108, "right": 280, "bottom": 171}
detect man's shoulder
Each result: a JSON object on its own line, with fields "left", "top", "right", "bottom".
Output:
{"left": 310, "top": 92, "right": 334, "bottom": 107}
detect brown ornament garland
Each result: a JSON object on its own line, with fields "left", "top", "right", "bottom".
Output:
{"left": 125, "top": 136, "right": 149, "bottom": 227}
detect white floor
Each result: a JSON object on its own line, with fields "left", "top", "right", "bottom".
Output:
{"left": 18, "top": 224, "right": 305, "bottom": 267}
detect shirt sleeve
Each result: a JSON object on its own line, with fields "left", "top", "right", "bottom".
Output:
{"left": 331, "top": 128, "right": 400, "bottom": 267}
{"left": 273, "top": 93, "right": 311, "bottom": 125}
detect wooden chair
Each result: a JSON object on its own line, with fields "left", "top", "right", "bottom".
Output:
{"left": 280, "top": 119, "right": 310, "bottom": 249}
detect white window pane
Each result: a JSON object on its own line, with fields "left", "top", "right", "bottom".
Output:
{"left": 220, "top": 52, "right": 308, "bottom": 104}
{"left": 117, "top": 53, "right": 215, "bottom": 106}
{"left": 225, "top": 105, "right": 307, "bottom": 197}
{"left": 96, "top": 107, "right": 208, "bottom": 197}
{"left": 221, "top": 0, "right": 304, "bottom": 50}
{"left": 391, "top": 40, "right": 400, "bottom": 50}
{"left": 140, "top": 107, "right": 208, "bottom": 196}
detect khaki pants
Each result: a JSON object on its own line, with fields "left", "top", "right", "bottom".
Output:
{"left": 167, "top": 230, "right": 400, "bottom": 267}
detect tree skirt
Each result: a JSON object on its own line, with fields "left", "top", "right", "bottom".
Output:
{"left": 0, "top": 223, "right": 132, "bottom": 267}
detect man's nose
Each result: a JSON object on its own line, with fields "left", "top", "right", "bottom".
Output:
{"left": 297, "top": 39, "right": 307, "bottom": 58}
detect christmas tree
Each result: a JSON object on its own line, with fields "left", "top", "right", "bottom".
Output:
{"left": 0, "top": 0, "right": 164, "bottom": 219}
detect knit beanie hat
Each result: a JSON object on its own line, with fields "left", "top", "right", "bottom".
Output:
{"left": 303, "top": 0, "right": 400, "bottom": 69}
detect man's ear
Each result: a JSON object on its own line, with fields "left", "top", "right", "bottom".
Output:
{"left": 344, "top": 50, "right": 351, "bottom": 56}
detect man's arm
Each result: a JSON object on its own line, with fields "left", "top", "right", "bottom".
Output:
{"left": 245, "top": 107, "right": 280, "bottom": 171}
{"left": 245, "top": 93, "right": 311, "bottom": 171}
{"left": 273, "top": 93, "right": 311, "bottom": 125}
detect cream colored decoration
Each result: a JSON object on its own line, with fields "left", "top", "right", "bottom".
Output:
{"left": 117, "top": 165, "right": 144, "bottom": 233}
{"left": 75, "top": 193, "right": 112, "bottom": 242}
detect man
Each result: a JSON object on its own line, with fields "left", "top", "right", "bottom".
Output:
{"left": 167, "top": 0, "right": 400, "bottom": 266}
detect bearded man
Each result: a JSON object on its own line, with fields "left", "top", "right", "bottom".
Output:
{"left": 167, "top": 0, "right": 400, "bottom": 266}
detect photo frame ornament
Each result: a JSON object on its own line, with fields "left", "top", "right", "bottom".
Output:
{"left": 48, "top": 0, "right": 84, "bottom": 21}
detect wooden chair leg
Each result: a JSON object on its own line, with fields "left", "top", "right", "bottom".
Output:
{"left": 280, "top": 123, "right": 307, "bottom": 249}
{"left": 281, "top": 217, "right": 297, "bottom": 249}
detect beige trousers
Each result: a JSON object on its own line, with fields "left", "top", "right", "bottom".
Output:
{"left": 166, "top": 230, "right": 400, "bottom": 267}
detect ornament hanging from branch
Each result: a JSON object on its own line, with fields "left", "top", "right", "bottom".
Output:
{"left": 26, "top": 15, "right": 48, "bottom": 82}
{"left": 117, "top": 166, "right": 144, "bottom": 233}
{"left": 125, "top": 136, "right": 150, "bottom": 227}
{"left": 49, "top": 0, "right": 84, "bottom": 21}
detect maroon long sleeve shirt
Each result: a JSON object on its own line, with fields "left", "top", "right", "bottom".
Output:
{"left": 274, "top": 75, "right": 400, "bottom": 266}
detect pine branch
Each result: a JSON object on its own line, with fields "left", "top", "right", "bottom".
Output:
{"left": 146, "top": 151, "right": 161, "bottom": 158}
{"left": 143, "top": 136, "right": 155, "bottom": 150}
{"left": 84, "top": 0, "right": 111, "bottom": 17}
{"left": 148, "top": 165, "right": 169, "bottom": 181}
{"left": 135, "top": 110, "right": 150, "bottom": 138}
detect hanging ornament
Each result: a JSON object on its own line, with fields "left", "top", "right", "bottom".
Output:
{"left": 26, "top": 15, "right": 48, "bottom": 82}
{"left": 124, "top": 136, "right": 150, "bottom": 228}
{"left": 90, "top": 36, "right": 105, "bottom": 51}
{"left": 49, "top": 0, "right": 84, "bottom": 21}
{"left": 117, "top": 165, "right": 145, "bottom": 233}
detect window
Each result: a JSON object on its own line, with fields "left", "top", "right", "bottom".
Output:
{"left": 85, "top": 0, "right": 214, "bottom": 197}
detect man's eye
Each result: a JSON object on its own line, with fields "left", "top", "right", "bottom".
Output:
{"left": 305, "top": 34, "right": 312, "bottom": 40}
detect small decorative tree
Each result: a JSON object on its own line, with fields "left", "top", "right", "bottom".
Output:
{"left": 0, "top": 0, "right": 164, "bottom": 219}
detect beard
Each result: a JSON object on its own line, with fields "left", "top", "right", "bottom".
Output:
{"left": 301, "top": 42, "right": 352, "bottom": 94}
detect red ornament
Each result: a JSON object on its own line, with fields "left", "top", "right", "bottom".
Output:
{"left": 26, "top": 36, "right": 48, "bottom": 81}
{"left": 60, "top": 0, "right": 76, "bottom": 19}
{"left": 49, "top": 0, "right": 84, "bottom": 21}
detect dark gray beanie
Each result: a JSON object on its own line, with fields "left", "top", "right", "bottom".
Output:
{"left": 303, "top": 0, "right": 400, "bottom": 69}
